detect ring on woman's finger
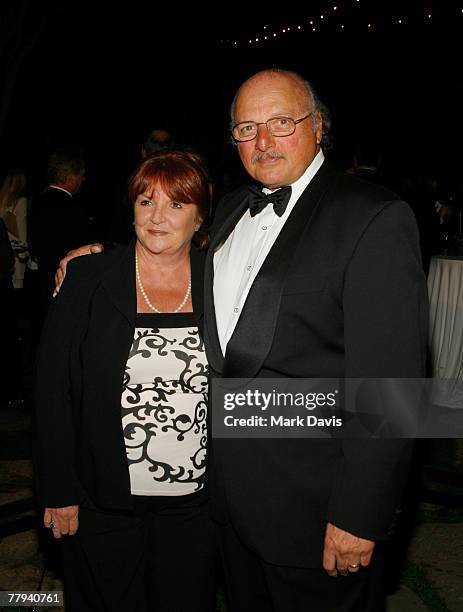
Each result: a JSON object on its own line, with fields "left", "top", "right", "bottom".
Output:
{"left": 348, "top": 563, "right": 359, "bottom": 570}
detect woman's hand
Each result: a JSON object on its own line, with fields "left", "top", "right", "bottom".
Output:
{"left": 44, "top": 505, "right": 79, "bottom": 539}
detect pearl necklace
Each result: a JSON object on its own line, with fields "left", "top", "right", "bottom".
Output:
{"left": 135, "top": 252, "right": 191, "bottom": 313}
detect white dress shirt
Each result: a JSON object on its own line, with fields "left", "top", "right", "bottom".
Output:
{"left": 49, "top": 185, "right": 73, "bottom": 197}
{"left": 214, "top": 150, "right": 325, "bottom": 356}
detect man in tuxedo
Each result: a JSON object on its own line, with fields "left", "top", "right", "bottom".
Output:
{"left": 55, "top": 69, "right": 427, "bottom": 611}
{"left": 204, "top": 69, "right": 428, "bottom": 611}
{"left": 29, "top": 148, "right": 87, "bottom": 313}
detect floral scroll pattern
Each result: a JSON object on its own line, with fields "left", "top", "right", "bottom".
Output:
{"left": 121, "top": 320, "right": 208, "bottom": 495}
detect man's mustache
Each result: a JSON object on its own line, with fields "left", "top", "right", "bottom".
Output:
{"left": 251, "top": 151, "right": 286, "bottom": 164}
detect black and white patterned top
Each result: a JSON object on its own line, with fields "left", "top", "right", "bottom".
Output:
{"left": 121, "top": 313, "right": 208, "bottom": 496}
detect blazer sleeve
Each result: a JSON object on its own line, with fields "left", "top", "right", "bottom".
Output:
{"left": 34, "top": 257, "right": 99, "bottom": 507}
{"left": 326, "top": 200, "right": 428, "bottom": 540}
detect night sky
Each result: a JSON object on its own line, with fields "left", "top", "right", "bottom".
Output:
{"left": 2, "top": 2, "right": 462, "bottom": 201}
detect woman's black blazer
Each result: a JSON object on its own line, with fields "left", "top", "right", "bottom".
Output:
{"left": 34, "top": 240, "right": 205, "bottom": 509}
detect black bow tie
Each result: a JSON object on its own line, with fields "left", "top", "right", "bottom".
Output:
{"left": 248, "top": 185, "right": 292, "bottom": 217}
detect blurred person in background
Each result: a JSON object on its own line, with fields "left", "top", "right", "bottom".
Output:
{"left": 0, "top": 217, "right": 21, "bottom": 407}
{"left": 28, "top": 148, "right": 88, "bottom": 316}
{"left": 140, "top": 127, "right": 176, "bottom": 158}
{"left": 0, "top": 170, "right": 29, "bottom": 405}
{"left": 0, "top": 169, "right": 29, "bottom": 289}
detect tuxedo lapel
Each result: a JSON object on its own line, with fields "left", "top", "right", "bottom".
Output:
{"left": 223, "top": 162, "right": 334, "bottom": 378}
{"left": 204, "top": 187, "right": 250, "bottom": 375}
{"left": 209, "top": 186, "right": 250, "bottom": 251}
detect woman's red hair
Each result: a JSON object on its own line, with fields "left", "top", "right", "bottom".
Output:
{"left": 128, "top": 150, "right": 211, "bottom": 249}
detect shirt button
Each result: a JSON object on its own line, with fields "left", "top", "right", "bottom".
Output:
{"left": 234, "top": 307, "right": 239, "bottom": 313}
{"left": 246, "top": 265, "right": 252, "bottom": 271}
{"left": 262, "top": 226, "right": 268, "bottom": 231}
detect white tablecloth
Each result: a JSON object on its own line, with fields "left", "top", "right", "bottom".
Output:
{"left": 428, "top": 256, "right": 463, "bottom": 408}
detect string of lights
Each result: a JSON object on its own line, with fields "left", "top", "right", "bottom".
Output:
{"left": 220, "top": 2, "right": 463, "bottom": 47}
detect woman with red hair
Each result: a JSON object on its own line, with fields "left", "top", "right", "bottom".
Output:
{"left": 35, "top": 150, "right": 217, "bottom": 612}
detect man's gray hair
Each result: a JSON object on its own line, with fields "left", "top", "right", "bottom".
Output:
{"left": 230, "top": 69, "right": 332, "bottom": 150}
{"left": 47, "top": 148, "right": 84, "bottom": 185}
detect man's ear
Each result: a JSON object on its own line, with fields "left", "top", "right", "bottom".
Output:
{"left": 314, "top": 112, "right": 323, "bottom": 146}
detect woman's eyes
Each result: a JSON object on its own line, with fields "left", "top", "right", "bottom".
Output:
{"left": 137, "top": 198, "right": 183, "bottom": 209}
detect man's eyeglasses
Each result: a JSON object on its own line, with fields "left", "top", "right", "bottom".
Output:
{"left": 231, "top": 113, "right": 313, "bottom": 143}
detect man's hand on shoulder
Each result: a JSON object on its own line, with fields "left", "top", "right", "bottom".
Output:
{"left": 53, "top": 243, "right": 104, "bottom": 296}
{"left": 323, "top": 522, "right": 375, "bottom": 577}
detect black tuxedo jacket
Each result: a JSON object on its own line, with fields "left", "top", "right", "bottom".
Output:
{"left": 204, "top": 161, "right": 428, "bottom": 568}
{"left": 34, "top": 240, "right": 205, "bottom": 509}
{"left": 29, "top": 187, "right": 90, "bottom": 296}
